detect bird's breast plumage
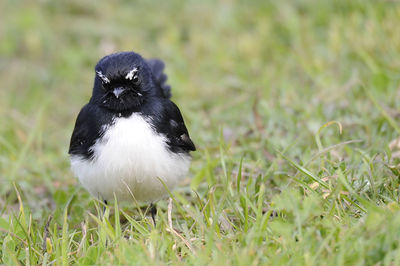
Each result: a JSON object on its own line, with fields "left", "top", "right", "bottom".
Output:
{"left": 70, "top": 113, "right": 191, "bottom": 202}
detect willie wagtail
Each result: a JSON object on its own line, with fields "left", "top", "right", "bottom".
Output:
{"left": 69, "top": 51, "right": 195, "bottom": 208}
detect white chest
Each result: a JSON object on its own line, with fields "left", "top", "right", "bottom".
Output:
{"left": 70, "top": 113, "right": 191, "bottom": 202}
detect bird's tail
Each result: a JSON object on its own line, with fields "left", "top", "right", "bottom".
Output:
{"left": 146, "top": 58, "right": 172, "bottom": 99}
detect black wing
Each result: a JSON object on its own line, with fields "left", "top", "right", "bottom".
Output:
{"left": 69, "top": 104, "right": 107, "bottom": 159}
{"left": 146, "top": 58, "right": 171, "bottom": 99}
{"left": 162, "top": 101, "right": 196, "bottom": 152}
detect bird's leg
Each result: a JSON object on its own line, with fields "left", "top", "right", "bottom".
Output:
{"left": 149, "top": 203, "right": 157, "bottom": 226}
{"left": 103, "top": 200, "right": 108, "bottom": 247}
{"left": 103, "top": 200, "right": 108, "bottom": 217}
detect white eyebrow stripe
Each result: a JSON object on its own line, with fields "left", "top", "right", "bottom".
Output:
{"left": 125, "top": 67, "right": 138, "bottom": 80}
{"left": 96, "top": 71, "right": 110, "bottom": 84}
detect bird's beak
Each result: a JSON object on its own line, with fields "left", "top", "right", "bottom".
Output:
{"left": 113, "top": 87, "right": 125, "bottom": 98}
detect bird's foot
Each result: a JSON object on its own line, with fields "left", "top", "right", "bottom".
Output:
{"left": 149, "top": 203, "right": 157, "bottom": 226}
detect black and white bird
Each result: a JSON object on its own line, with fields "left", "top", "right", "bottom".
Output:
{"left": 69, "top": 51, "right": 195, "bottom": 208}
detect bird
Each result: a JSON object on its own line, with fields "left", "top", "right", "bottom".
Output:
{"left": 68, "top": 51, "right": 196, "bottom": 219}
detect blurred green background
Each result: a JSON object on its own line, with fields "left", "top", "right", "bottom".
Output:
{"left": 1, "top": 0, "right": 400, "bottom": 264}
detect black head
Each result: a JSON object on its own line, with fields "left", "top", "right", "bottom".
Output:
{"left": 91, "top": 51, "right": 160, "bottom": 112}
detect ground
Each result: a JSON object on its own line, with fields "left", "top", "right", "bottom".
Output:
{"left": 1, "top": 0, "right": 400, "bottom": 265}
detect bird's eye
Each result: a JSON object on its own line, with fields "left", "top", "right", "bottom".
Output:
{"left": 132, "top": 75, "right": 140, "bottom": 85}
{"left": 125, "top": 67, "right": 140, "bottom": 85}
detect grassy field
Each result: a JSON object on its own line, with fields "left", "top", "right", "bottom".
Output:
{"left": 1, "top": 0, "right": 400, "bottom": 265}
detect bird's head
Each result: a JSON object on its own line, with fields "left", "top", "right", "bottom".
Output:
{"left": 91, "top": 51, "right": 158, "bottom": 112}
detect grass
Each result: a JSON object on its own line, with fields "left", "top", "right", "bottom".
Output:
{"left": 1, "top": 0, "right": 400, "bottom": 265}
